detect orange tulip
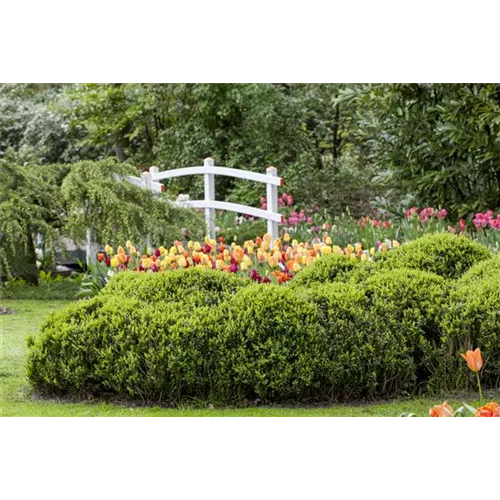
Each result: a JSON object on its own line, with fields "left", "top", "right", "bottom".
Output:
{"left": 429, "top": 402, "right": 454, "bottom": 417}
{"left": 461, "top": 348, "right": 483, "bottom": 372}
{"left": 97, "top": 252, "right": 105, "bottom": 262}
{"left": 475, "top": 402, "right": 500, "bottom": 417}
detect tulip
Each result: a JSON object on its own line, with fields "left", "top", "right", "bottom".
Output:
{"left": 475, "top": 402, "right": 500, "bottom": 417}
{"left": 429, "top": 402, "right": 454, "bottom": 417}
{"left": 177, "top": 256, "right": 188, "bottom": 268}
{"left": 142, "top": 257, "right": 153, "bottom": 269}
{"left": 462, "top": 348, "right": 483, "bottom": 403}
{"left": 104, "top": 244, "right": 113, "bottom": 255}
{"left": 283, "top": 232, "right": 291, "bottom": 242}
{"left": 97, "top": 252, "right": 105, "bottom": 262}
{"left": 110, "top": 256, "right": 119, "bottom": 268}
{"left": 461, "top": 348, "right": 483, "bottom": 372}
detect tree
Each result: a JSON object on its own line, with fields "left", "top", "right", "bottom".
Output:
{"left": 340, "top": 83, "right": 500, "bottom": 216}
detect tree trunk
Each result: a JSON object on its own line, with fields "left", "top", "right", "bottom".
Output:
{"left": 8, "top": 227, "right": 39, "bottom": 285}
{"left": 114, "top": 141, "right": 126, "bottom": 162}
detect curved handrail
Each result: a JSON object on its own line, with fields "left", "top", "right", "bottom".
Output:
{"left": 177, "top": 200, "right": 282, "bottom": 223}
{"left": 151, "top": 166, "right": 283, "bottom": 186}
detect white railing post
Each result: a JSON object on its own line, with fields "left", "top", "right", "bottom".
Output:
{"left": 266, "top": 166, "right": 279, "bottom": 247}
{"left": 204, "top": 157, "right": 216, "bottom": 239}
{"left": 86, "top": 228, "right": 98, "bottom": 265}
{"left": 142, "top": 171, "right": 153, "bottom": 249}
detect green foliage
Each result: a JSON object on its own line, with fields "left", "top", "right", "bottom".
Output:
{"left": 289, "top": 254, "right": 362, "bottom": 288}
{"left": 441, "top": 277, "right": 500, "bottom": 389}
{"left": 0, "top": 161, "right": 66, "bottom": 283}
{"left": 378, "top": 233, "right": 491, "bottom": 279}
{"left": 360, "top": 269, "right": 449, "bottom": 385}
{"left": 458, "top": 256, "right": 500, "bottom": 285}
{"left": 340, "top": 83, "right": 500, "bottom": 216}
{"left": 60, "top": 159, "right": 204, "bottom": 246}
{"left": 1, "top": 271, "right": 83, "bottom": 300}
{"left": 100, "top": 267, "right": 251, "bottom": 308}
{"left": 0, "top": 83, "right": 96, "bottom": 164}
{"left": 297, "top": 283, "right": 416, "bottom": 399}
{"left": 213, "top": 285, "right": 323, "bottom": 401}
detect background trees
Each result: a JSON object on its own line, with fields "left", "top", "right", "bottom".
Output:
{"left": 3, "top": 82, "right": 500, "bottom": 281}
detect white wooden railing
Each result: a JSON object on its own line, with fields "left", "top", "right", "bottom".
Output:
{"left": 127, "top": 158, "right": 283, "bottom": 242}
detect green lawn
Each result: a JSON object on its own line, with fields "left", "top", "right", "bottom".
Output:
{"left": 0, "top": 299, "right": 492, "bottom": 417}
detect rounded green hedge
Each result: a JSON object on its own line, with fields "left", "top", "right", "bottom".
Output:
{"left": 101, "top": 267, "right": 250, "bottom": 308}
{"left": 213, "top": 285, "right": 324, "bottom": 401}
{"left": 297, "top": 283, "right": 416, "bottom": 399}
{"left": 360, "top": 269, "right": 450, "bottom": 386}
{"left": 289, "top": 254, "right": 364, "bottom": 288}
{"left": 440, "top": 276, "right": 500, "bottom": 389}
{"left": 377, "top": 233, "right": 491, "bottom": 279}
{"left": 458, "top": 255, "right": 500, "bottom": 285}
{"left": 27, "top": 295, "right": 222, "bottom": 400}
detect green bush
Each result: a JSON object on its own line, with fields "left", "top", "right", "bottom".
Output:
{"left": 360, "top": 269, "right": 449, "bottom": 387}
{"left": 440, "top": 277, "right": 500, "bottom": 390}
{"left": 458, "top": 256, "right": 500, "bottom": 285}
{"left": 213, "top": 285, "right": 324, "bottom": 401}
{"left": 101, "top": 267, "right": 251, "bottom": 308}
{"left": 297, "top": 283, "right": 416, "bottom": 399}
{"left": 289, "top": 254, "right": 364, "bottom": 288}
{"left": 27, "top": 295, "right": 223, "bottom": 400}
{"left": 377, "top": 233, "right": 491, "bottom": 279}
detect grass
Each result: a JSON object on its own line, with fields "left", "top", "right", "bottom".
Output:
{"left": 1, "top": 299, "right": 494, "bottom": 417}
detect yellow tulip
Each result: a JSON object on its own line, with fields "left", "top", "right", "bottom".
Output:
{"left": 105, "top": 244, "right": 113, "bottom": 255}
{"left": 320, "top": 245, "right": 332, "bottom": 255}
{"left": 369, "top": 247, "right": 376, "bottom": 256}
{"left": 194, "top": 242, "right": 201, "bottom": 251}
{"left": 240, "top": 262, "right": 248, "bottom": 271}
{"left": 125, "top": 240, "right": 132, "bottom": 248}
{"left": 142, "top": 257, "right": 153, "bottom": 269}
{"left": 110, "top": 256, "right": 119, "bottom": 267}
{"left": 392, "top": 240, "right": 400, "bottom": 248}
{"left": 332, "top": 246, "right": 343, "bottom": 255}
{"left": 177, "top": 256, "right": 187, "bottom": 268}
{"left": 188, "top": 241, "right": 194, "bottom": 250}
{"left": 325, "top": 236, "right": 332, "bottom": 245}
{"left": 293, "top": 262, "right": 301, "bottom": 272}
{"left": 283, "top": 232, "right": 291, "bottom": 242}
{"left": 170, "top": 246, "right": 177, "bottom": 254}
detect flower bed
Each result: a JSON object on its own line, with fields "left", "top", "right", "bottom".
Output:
{"left": 95, "top": 234, "right": 399, "bottom": 285}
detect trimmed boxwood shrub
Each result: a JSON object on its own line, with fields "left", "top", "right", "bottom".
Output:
{"left": 377, "top": 233, "right": 491, "bottom": 279}
{"left": 297, "top": 283, "right": 416, "bottom": 399}
{"left": 213, "top": 285, "right": 324, "bottom": 401}
{"left": 289, "top": 254, "right": 365, "bottom": 288}
{"left": 440, "top": 276, "right": 500, "bottom": 389}
{"left": 27, "top": 295, "right": 223, "bottom": 400}
{"left": 458, "top": 255, "right": 500, "bottom": 285}
{"left": 101, "top": 267, "right": 250, "bottom": 308}
{"left": 359, "top": 269, "right": 449, "bottom": 386}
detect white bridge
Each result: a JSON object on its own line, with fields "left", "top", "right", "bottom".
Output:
{"left": 126, "top": 157, "right": 284, "bottom": 242}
